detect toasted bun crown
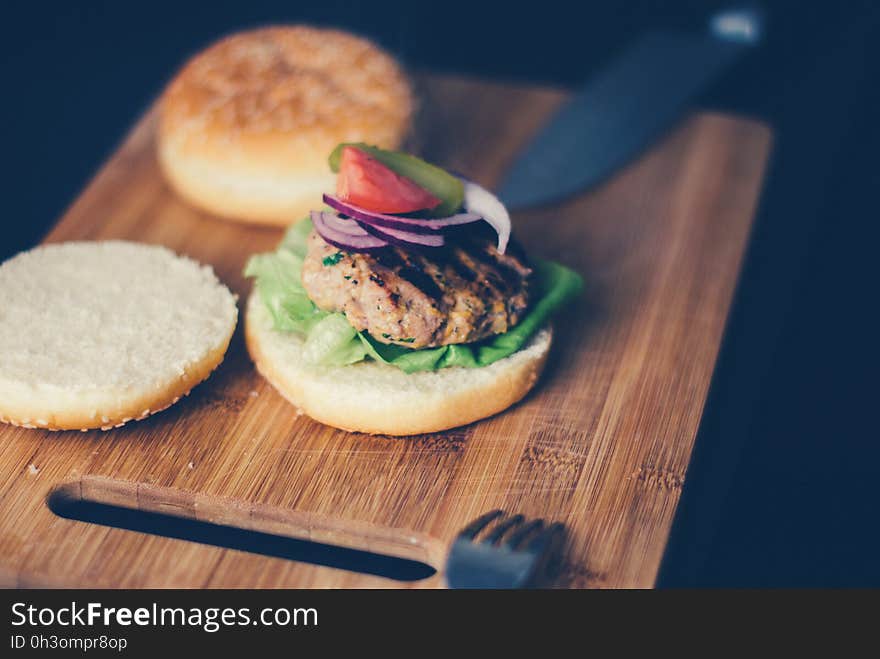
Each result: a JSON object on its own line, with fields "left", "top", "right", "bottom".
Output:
{"left": 245, "top": 294, "right": 550, "bottom": 436}
{"left": 158, "top": 26, "right": 413, "bottom": 226}
{"left": 0, "top": 241, "right": 238, "bottom": 431}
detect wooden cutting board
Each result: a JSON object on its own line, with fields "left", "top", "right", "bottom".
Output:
{"left": 0, "top": 75, "right": 771, "bottom": 588}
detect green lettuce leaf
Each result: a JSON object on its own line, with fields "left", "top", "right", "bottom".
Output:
{"left": 244, "top": 219, "right": 583, "bottom": 373}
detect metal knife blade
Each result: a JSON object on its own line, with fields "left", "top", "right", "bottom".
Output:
{"left": 496, "top": 8, "right": 764, "bottom": 209}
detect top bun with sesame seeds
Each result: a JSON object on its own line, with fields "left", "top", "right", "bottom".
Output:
{"left": 157, "top": 25, "right": 414, "bottom": 227}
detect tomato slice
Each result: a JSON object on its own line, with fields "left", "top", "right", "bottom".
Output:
{"left": 336, "top": 146, "right": 441, "bottom": 214}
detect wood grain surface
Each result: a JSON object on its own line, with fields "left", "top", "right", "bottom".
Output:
{"left": 0, "top": 75, "right": 771, "bottom": 588}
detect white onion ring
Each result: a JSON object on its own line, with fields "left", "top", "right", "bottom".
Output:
{"left": 460, "top": 179, "right": 511, "bottom": 254}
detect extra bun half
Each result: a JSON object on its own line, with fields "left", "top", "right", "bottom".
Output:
{"left": 244, "top": 293, "right": 551, "bottom": 436}
{"left": 158, "top": 26, "right": 413, "bottom": 226}
{"left": 0, "top": 242, "right": 238, "bottom": 431}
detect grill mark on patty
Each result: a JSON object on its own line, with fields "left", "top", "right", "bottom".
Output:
{"left": 373, "top": 247, "right": 444, "bottom": 301}
{"left": 476, "top": 250, "right": 516, "bottom": 297}
{"left": 452, "top": 248, "right": 506, "bottom": 299}
{"left": 371, "top": 248, "right": 404, "bottom": 271}
{"left": 422, "top": 255, "right": 481, "bottom": 310}
{"left": 456, "top": 229, "right": 531, "bottom": 275}
{"left": 412, "top": 251, "right": 457, "bottom": 299}
{"left": 398, "top": 253, "right": 445, "bottom": 302}
{"left": 468, "top": 243, "right": 529, "bottom": 293}
{"left": 432, "top": 245, "right": 479, "bottom": 283}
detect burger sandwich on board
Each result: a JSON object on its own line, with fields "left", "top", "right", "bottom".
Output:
{"left": 245, "top": 144, "right": 582, "bottom": 435}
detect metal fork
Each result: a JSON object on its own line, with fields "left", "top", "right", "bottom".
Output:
{"left": 444, "top": 510, "right": 566, "bottom": 588}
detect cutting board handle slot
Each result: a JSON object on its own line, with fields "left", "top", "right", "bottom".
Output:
{"left": 47, "top": 479, "right": 438, "bottom": 583}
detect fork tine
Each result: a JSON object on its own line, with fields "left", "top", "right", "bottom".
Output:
{"left": 527, "top": 521, "right": 566, "bottom": 555}
{"left": 483, "top": 513, "right": 525, "bottom": 545}
{"left": 505, "top": 518, "right": 544, "bottom": 550}
{"left": 457, "top": 509, "right": 504, "bottom": 540}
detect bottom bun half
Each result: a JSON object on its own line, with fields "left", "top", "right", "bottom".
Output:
{"left": 244, "top": 294, "right": 551, "bottom": 435}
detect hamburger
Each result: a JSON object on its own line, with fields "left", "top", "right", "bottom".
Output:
{"left": 244, "top": 144, "right": 581, "bottom": 435}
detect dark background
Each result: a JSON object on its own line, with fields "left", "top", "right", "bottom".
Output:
{"left": 2, "top": 0, "right": 878, "bottom": 587}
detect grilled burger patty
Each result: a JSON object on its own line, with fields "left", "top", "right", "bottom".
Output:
{"left": 301, "top": 228, "right": 532, "bottom": 349}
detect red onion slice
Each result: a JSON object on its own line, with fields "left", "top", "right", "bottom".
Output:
{"left": 311, "top": 211, "right": 388, "bottom": 251}
{"left": 460, "top": 179, "right": 511, "bottom": 254}
{"left": 358, "top": 221, "right": 445, "bottom": 248}
{"left": 324, "top": 194, "right": 480, "bottom": 234}
{"left": 321, "top": 211, "right": 372, "bottom": 237}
